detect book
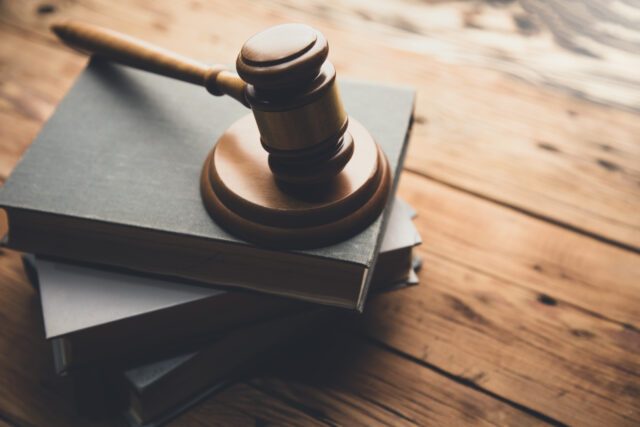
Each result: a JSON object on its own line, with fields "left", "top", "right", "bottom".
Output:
{"left": 0, "top": 58, "right": 415, "bottom": 310}
{"left": 122, "top": 267, "right": 420, "bottom": 427}
{"left": 25, "top": 199, "right": 421, "bottom": 372}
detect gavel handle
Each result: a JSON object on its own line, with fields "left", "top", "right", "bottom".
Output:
{"left": 51, "top": 21, "right": 250, "bottom": 108}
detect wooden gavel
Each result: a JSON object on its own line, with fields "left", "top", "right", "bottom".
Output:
{"left": 53, "top": 21, "right": 356, "bottom": 186}
{"left": 52, "top": 21, "right": 391, "bottom": 248}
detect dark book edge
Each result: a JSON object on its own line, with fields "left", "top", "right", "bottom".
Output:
{"left": 356, "top": 106, "right": 415, "bottom": 311}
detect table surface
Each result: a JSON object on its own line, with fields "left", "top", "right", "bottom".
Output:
{"left": 1, "top": 0, "right": 639, "bottom": 425}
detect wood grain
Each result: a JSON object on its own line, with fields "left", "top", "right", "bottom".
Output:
{"left": 397, "top": 172, "right": 640, "bottom": 328}
{"left": 247, "top": 335, "right": 546, "bottom": 426}
{"left": 276, "top": 0, "right": 640, "bottom": 113}
{"left": 360, "top": 233, "right": 640, "bottom": 425}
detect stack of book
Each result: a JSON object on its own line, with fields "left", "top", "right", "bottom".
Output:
{"left": 0, "top": 59, "right": 417, "bottom": 425}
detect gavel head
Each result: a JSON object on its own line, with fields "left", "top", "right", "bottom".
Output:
{"left": 235, "top": 23, "right": 353, "bottom": 186}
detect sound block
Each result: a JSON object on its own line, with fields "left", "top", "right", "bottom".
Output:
{"left": 200, "top": 114, "right": 391, "bottom": 248}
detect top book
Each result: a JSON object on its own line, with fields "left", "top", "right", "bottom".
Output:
{"left": 0, "top": 59, "right": 414, "bottom": 310}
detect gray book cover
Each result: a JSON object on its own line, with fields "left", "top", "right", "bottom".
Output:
{"left": 0, "top": 59, "right": 415, "bottom": 308}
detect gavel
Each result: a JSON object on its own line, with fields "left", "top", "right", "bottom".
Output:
{"left": 52, "top": 21, "right": 391, "bottom": 248}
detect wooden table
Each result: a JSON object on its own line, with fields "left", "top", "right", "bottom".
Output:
{"left": 1, "top": 1, "right": 638, "bottom": 425}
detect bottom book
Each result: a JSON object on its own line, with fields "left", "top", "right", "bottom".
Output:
{"left": 123, "top": 265, "right": 419, "bottom": 426}
{"left": 71, "top": 262, "right": 420, "bottom": 427}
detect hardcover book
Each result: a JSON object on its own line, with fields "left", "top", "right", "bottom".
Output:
{"left": 122, "top": 269, "right": 420, "bottom": 427}
{"left": 0, "top": 58, "right": 415, "bottom": 310}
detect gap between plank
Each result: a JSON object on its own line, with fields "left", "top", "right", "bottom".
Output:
{"left": 362, "top": 335, "right": 568, "bottom": 427}
{"left": 404, "top": 168, "right": 640, "bottom": 255}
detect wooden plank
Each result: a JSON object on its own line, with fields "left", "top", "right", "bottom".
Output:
{"left": 349, "top": 172, "right": 640, "bottom": 426}
{"left": 399, "top": 172, "right": 640, "bottom": 326}
{"left": 360, "top": 253, "right": 640, "bottom": 426}
{"left": 401, "top": 77, "right": 640, "bottom": 252}
{"left": 248, "top": 331, "right": 547, "bottom": 426}
{"left": 0, "top": 25, "right": 83, "bottom": 182}
{"left": 1, "top": 0, "right": 639, "bottom": 250}
{"left": 0, "top": 23, "right": 78, "bottom": 110}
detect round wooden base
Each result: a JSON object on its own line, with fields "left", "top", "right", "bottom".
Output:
{"left": 200, "top": 114, "right": 391, "bottom": 248}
